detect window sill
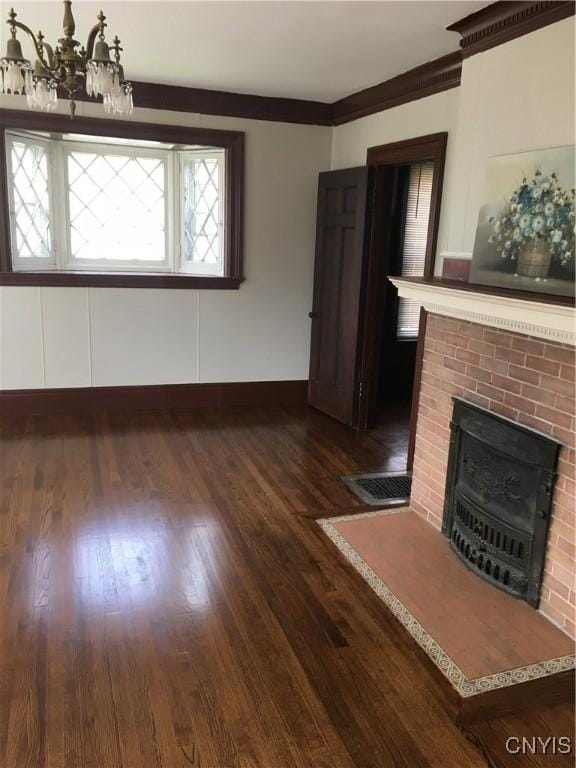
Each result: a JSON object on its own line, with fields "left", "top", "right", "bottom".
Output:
{"left": 0, "top": 271, "right": 244, "bottom": 290}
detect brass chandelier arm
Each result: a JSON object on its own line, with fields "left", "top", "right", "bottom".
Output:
{"left": 7, "top": 19, "right": 59, "bottom": 73}
{"left": 84, "top": 22, "right": 105, "bottom": 64}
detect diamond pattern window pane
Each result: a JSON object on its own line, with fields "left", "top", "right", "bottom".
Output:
{"left": 182, "top": 156, "right": 222, "bottom": 266}
{"left": 10, "top": 140, "right": 51, "bottom": 258}
{"left": 67, "top": 150, "right": 166, "bottom": 261}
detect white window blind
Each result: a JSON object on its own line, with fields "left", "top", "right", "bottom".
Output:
{"left": 396, "top": 161, "right": 434, "bottom": 339}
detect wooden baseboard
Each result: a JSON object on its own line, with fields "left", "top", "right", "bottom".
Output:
{"left": 0, "top": 380, "right": 308, "bottom": 416}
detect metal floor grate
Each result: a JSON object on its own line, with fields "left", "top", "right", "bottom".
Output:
{"left": 342, "top": 472, "right": 412, "bottom": 506}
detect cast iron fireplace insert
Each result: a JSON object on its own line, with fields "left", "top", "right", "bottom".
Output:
{"left": 442, "top": 397, "right": 561, "bottom": 607}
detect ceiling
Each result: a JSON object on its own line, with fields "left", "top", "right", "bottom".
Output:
{"left": 0, "top": 1, "right": 491, "bottom": 102}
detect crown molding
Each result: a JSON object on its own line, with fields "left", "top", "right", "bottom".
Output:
{"left": 61, "top": 80, "right": 334, "bottom": 126}
{"left": 447, "top": 1, "right": 576, "bottom": 58}
{"left": 332, "top": 52, "right": 462, "bottom": 126}
{"left": 390, "top": 277, "right": 576, "bottom": 345}
{"left": 7, "top": 4, "right": 573, "bottom": 128}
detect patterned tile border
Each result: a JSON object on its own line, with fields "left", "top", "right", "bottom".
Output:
{"left": 318, "top": 511, "right": 575, "bottom": 698}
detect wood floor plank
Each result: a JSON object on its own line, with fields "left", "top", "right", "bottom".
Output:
{"left": 0, "top": 405, "right": 573, "bottom": 768}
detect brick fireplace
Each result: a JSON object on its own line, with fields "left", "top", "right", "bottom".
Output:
{"left": 410, "top": 312, "right": 575, "bottom": 637}
{"left": 389, "top": 277, "right": 575, "bottom": 640}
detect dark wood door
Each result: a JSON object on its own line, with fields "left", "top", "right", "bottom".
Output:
{"left": 308, "top": 167, "right": 372, "bottom": 426}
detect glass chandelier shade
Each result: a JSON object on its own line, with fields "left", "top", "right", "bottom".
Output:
{"left": 25, "top": 62, "right": 58, "bottom": 111}
{"left": 1, "top": 2, "right": 134, "bottom": 117}
{"left": 1, "top": 34, "right": 30, "bottom": 94}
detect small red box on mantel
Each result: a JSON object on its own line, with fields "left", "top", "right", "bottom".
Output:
{"left": 442, "top": 257, "right": 471, "bottom": 281}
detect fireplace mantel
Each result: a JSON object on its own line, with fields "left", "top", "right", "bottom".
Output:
{"left": 390, "top": 278, "right": 576, "bottom": 346}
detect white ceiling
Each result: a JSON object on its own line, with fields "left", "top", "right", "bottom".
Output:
{"left": 0, "top": 1, "right": 491, "bottom": 101}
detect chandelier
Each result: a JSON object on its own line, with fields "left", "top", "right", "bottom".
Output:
{"left": 0, "top": 1, "right": 133, "bottom": 116}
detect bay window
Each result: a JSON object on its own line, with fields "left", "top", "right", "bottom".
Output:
{"left": 0, "top": 111, "right": 244, "bottom": 288}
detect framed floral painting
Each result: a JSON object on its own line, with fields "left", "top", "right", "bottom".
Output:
{"left": 469, "top": 145, "right": 575, "bottom": 298}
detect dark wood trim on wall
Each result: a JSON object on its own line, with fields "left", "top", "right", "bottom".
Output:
{"left": 0, "top": 380, "right": 308, "bottom": 417}
{"left": 407, "top": 308, "right": 428, "bottom": 472}
{"left": 333, "top": 53, "right": 462, "bottom": 126}
{"left": 0, "top": 272, "right": 243, "bottom": 289}
{"left": 1, "top": 5, "right": 571, "bottom": 133}
{"left": 67, "top": 80, "right": 334, "bottom": 126}
{"left": 0, "top": 109, "right": 244, "bottom": 289}
{"left": 447, "top": 1, "right": 575, "bottom": 58}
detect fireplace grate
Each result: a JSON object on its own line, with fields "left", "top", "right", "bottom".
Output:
{"left": 449, "top": 496, "right": 529, "bottom": 597}
{"left": 342, "top": 472, "right": 411, "bottom": 506}
{"left": 442, "top": 397, "right": 560, "bottom": 607}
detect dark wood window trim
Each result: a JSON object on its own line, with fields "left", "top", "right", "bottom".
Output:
{"left": 0, "top": 109, "right": 244, "bottom": 289}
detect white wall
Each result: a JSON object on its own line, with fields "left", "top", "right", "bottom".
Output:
{"left": 331, "top": 17, "right": 575, "bottom": 275}
{"left": 331, "top": 88, "right": 461, "bottom": 273}
{"left": 443, "top": 18, "right": 575, "bottom": 258}
{"left": 1, "top": 17, "right": 574, "bottom": 389}
{"left": 0, "top": 99, "right": 332, "bottom": 388}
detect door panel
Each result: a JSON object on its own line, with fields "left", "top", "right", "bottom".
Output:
{"left": 308, "top": 167, "right": 371, "bottom": 426}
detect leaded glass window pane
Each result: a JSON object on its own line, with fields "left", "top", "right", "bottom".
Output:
{"left": 10, "top": 140, "right": 51, "bottom": 259}
{"left": 182, "top": 155, "right": 222, "bottom": 269}
{"left": 67, "top": 150, "right": 166, "bottom": 262}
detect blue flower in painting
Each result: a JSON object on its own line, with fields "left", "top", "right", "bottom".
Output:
{"left": 488, "top": 166, "right": 575, "bottom": 267}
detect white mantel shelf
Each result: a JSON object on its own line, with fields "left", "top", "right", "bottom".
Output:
{"left": 390, "top": 278, "right": 576, "bottom": 346}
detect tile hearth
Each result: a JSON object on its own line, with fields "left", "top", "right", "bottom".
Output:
{"left": 319, "top": 509, "right": 575, "bottom": 700}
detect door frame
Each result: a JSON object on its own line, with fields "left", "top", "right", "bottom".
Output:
{"left": 354, "top": 133, "right": 448, "bottom": 469}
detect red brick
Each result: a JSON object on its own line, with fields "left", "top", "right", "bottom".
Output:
{"left": 479, "top": 355, "right": 509, "bottom": 375}
{"left": 555, "top": 394, "right": 575, "bottom": 415}
{"left": 434, "top": 341, "right": 457, "bottom": 357}
{"left": 469, "top": 339, "right": 496, "bottom": 357}
{"left": 466, "top": 365, "right": 492, "bottom": 384}
{"left": 504, "top": 392, "right": 536, "bottom": 415}
{"left": 476, "top": 382, "right": 505, "bottom": 402}
{"left": 459, "top": 321, "right": 484, "bottom": 339}
{"left": 488, "top": 402, "right": 519, "bottom": 422}
{"left": 432, "top": 316, "right": 460, "bottom": 333}
{"left": 484, "top": 329, "right": 513, "bottom": 347}
{"left": 550, "top": 519, "right": 576, "bottom": 545}
{"left": 525, "top": 355, "right": 561, "bottom": 376}
{"left": 508, "top": 364, "right": 540, "bottom": 386}
{"left": 561, "top": 365, "right": 575, "bottom": 382}
{"left": 540, "top": 374, "right": 574, "bottom": 397}
{"left": 547, "top": 590, "right": 575, "bottom": 620}
{"left": 554, "top": 488, "right": 576, "bottom": 513}
{"left": 552, "top": 424, "right": 575, "bottom": 448}
{"left": 492, "top": 374, "right": 522, "bottom": 395}
{"left": 512, "top": 337, "right": 545, "bottom": 356}
{"left": 535, "top": 404, "right": 573, "bottom": 430}
{"left": 443, "top": 356, "right": 467, "bottom": 374}
{"left": 445, "top": 331, "right": 469, "bottom": 349}
{"left": 543, "top": 573, "right": 571, "bottom": 601}
{"left": 540, "top": 602, "right": 570, "bottom": 631}
{"left": 545, "top": 344, "right": 575, "bottom": 366}
{"left": 495, "top": 347, "right": 525, "bottom": 366}
{"left": 519, "top": 382, "right": 556, "bottom": 407}
{"left": 516, "top": 413, "right": 553, "bottom": 436}
{"left": 465, "top": 392, "right": 491, "bottom": 410}
{"left": 454, "top": 348, "right": 480, "bottom": 366}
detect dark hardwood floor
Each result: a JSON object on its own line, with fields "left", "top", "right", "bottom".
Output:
{"left": 0, "top": 405, "right": 573, "bottom": 768}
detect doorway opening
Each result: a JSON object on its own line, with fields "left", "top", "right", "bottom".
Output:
{"left": 374, "top": 162, "right": 433, "bottom": 422}
{"left": 307, "top": 133, "right": 447, "bottom": 474}
{"left": 357, "top": 134, "right": 447, "bottom": 469}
